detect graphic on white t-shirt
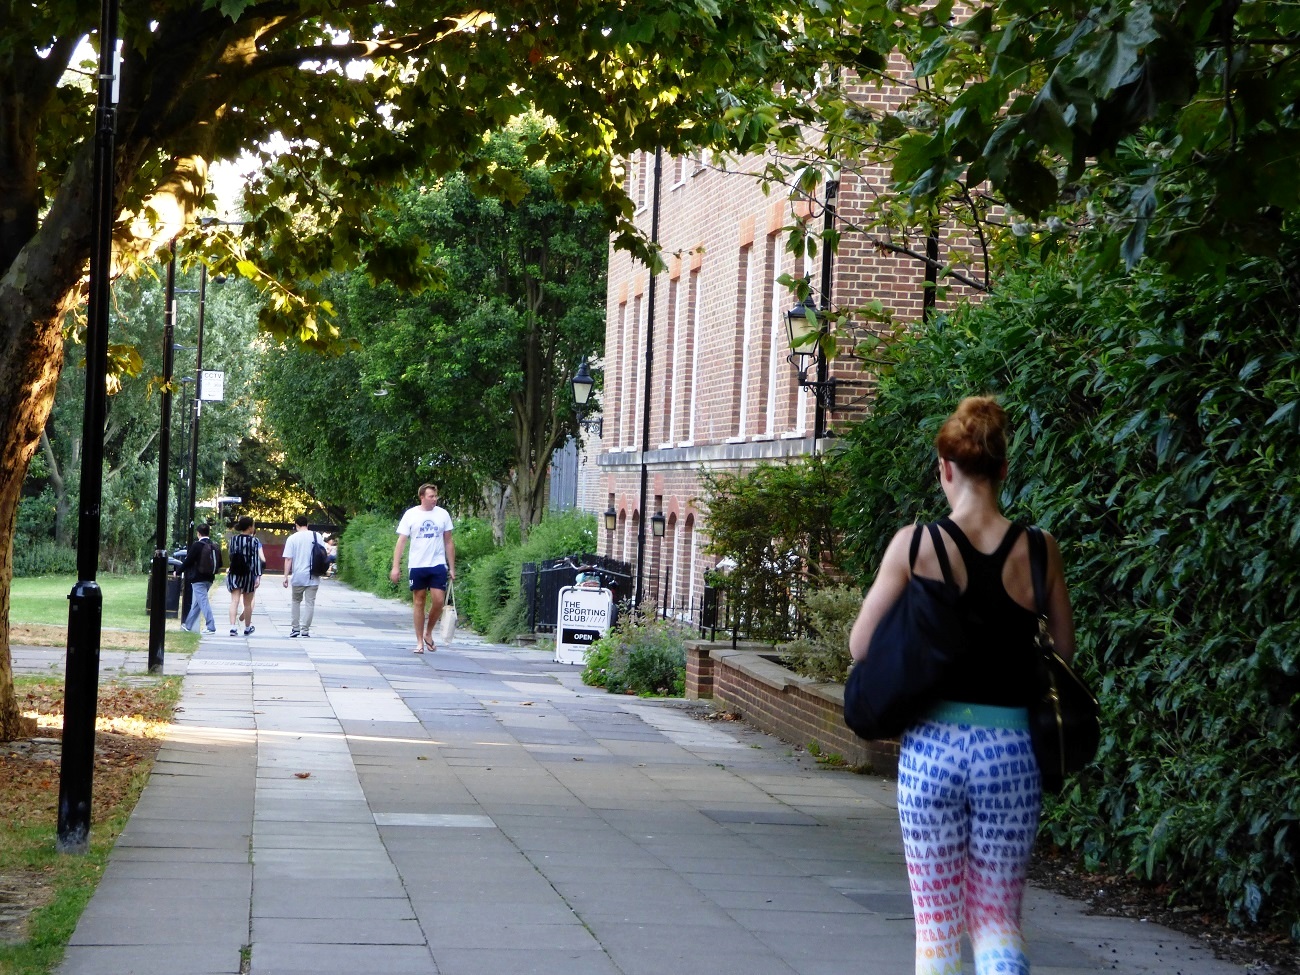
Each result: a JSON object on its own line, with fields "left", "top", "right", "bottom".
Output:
{"left": 397, "top": 505, "right": 454, "bottom": 568}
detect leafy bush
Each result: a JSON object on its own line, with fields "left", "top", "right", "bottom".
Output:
{"left": 778, "top": 585, "right": 860, "bottom": 682}
{"left": 337, "top": 512, "right": 406, "bottom": 601}
{"left": 451, "top": 517, "right": 495, "bottom": 568}
{"left": 13, "top": 541, "right": 78, "bottom": 577}
{"left": 699, "top": 457, "right": 844, "bottom": 642}
{"left": 835, "top": 247, "right": 1300, "bottom": 938}
{"left": 582, "top": 606, "right": 686, "bottom": 696}
{"left": 461, "top": 510, "right": 596, "bottom": 639}
{"left": 486, "top": 590, "right": 529, "bottom": 644}
{"left": 464, "top": 546, "right": 517, "bottom": 632}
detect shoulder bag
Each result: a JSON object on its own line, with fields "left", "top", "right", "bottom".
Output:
{"left": 843, "top": 523, "right": 967, "bottom": 741}
{"left": 1025, "top": 525, "right": 1101, "bottom": 793}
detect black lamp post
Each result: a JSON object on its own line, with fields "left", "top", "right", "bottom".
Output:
{"left": 570, "top": 359, "right": 603, "bottom": 436}
{"left": 785, "top": 179, "right": 839, "bottom": 444}
{"left": 174, "top": 374, "right": 194, "bottom": 543}
{"left": 784, "top": 296, "right": 835, "bottom": 443}
{"left": 147, "top": 253, "right": 180, "bottom": 674}
{"left": 184, "top": 264, "right": 211, "bottom": 549}
{"left": 59, "top": 0, "right": 119, "bottom": 854}
{"left": 634, "top": 148, "right": 664, "bottom": 609}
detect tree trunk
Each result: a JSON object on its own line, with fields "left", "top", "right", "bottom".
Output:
{"left": 480, "top": 480, "right": 511, "bottom": 545}
{"left": 0, "top": 309, "right": 72, "bottom": 739}
{"left": 41, "top": 428, "right": 76, "bottom": 546}
{"left": 0, "top": 151, "right": 101, "bottom": 739}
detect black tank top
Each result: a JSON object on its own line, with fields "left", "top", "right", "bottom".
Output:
{"left": 930, "top": 517, "right": 1039, "bottom": 707}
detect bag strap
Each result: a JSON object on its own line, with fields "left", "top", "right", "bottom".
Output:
{"left": 1026, "top": 524, "right": 1048, "bottom": 618}
{"left": 907, "top": 522, "right": 957, "bottom": 587}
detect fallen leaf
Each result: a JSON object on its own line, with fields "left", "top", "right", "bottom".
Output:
{"left": 294, "top": 772, "right": 311, "bottom": 779}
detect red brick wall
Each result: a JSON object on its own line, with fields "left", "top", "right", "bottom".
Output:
{"left": 593, "top": 71, "right": 990, "bottom": 617}
{"left": 685, "top": 640, "right": 899, "bottom": 776}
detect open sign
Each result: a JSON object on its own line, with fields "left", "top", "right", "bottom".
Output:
{"left": 555, "top": 585, "right": 613, "bottom": 665}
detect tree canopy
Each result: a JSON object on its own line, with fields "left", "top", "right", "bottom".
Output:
{"left": 763, "top": 0, "right": 1300, "bottom": 294}
{"left": 258, "top": 124, "right": 608, "bottom": 535}
{"left": 0, "top": 0, "right": 843, "bottom": 738}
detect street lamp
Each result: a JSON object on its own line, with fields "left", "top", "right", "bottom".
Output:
{"left": 785, "top": 179, "right": 839, "bottom": 444}
{"left": 650, "top": 511, "right": 666, "bottom": 615}
{"left": 785, "top": 296, "right": 836, "bottom": 440}
{"left": 59, "top": 0, "right": 120, "bottom": 853}
{"left": 147, "top": 252, "right": 181, "bottom": 674}
{"left": 174, "top": 375, "right": 194, "bottom": 544}
{"left": 570, "top": 359, "right": 603, "bottom": 436}
{"left": 603, "top": 506, "right": 617, "bottom": 533}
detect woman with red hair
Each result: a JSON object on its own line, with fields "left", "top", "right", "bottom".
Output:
{"left": 849, "top": 395, "right": 1077, "bottom": 975}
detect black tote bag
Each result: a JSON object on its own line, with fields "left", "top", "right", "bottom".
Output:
{"left": 1025, "top": 526, "right": 1101, "bottom": 793}
{"left": 843, "top": 523, "right": 967, "bottom": 741}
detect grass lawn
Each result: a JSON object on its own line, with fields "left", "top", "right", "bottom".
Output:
{"left": 10, "top": 575, "right": 197, "bottom": 653}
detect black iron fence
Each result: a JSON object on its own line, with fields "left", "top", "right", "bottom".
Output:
{"left": 521, "top": 556, "right": 807, "bottom": 642}
{"left": 522, "top": 553, "right": 633, "bottom": 633}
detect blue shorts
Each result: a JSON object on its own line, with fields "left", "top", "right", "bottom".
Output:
{"left": 409, "top": 564, "right": 448, "bottom": 593}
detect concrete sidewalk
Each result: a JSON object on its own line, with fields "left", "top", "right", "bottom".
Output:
{"left": 16, "top": 578, "right": 1246, "bottom": 974}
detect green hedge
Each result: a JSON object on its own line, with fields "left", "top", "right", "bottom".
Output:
{"left": 835, "top": 249, "right": 1300, "bottom": 937}
{"left": 462, "top": 511, "right": 596, "bottom": 639}
{"left": 337, "top": 512, "right": 406, "bottom": 600}
{"left": 338, "top": 513, "right": 498, "bottom": 604}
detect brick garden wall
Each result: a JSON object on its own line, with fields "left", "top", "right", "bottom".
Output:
{"left": 685, "top": 640, "right": 899, "bottom": 776}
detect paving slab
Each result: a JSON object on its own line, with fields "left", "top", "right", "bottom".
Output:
{"left": 22, "top": 577, "right": 1256, "bottom": 975}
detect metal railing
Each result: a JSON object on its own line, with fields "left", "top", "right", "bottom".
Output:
{"left": 522, "top": 554, "right": 633, "bottom": 633}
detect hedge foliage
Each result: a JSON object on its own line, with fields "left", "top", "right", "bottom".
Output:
{"left": 835, "top": 249, "right": 1300, "bottom": 936}
{"left": 698, "top": 457, "right": 843, "bottom": 641}
{"left": 460, "top": 511, "right": 595, "bottom": 639}
{"left": 335, "top": 512, "right": 496, "bottom": 601}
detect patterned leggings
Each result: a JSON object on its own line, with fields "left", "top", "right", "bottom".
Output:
{"left": 897, "top": 710, "right": 1042, "bottom": 975}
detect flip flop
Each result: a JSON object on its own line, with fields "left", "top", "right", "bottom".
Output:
{"left": 412, "top": 644, "right": 425, "bottom": 654}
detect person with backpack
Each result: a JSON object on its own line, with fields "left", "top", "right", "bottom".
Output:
{"left": 225, "top": 515, "right": 264, "bottom": 637}
{"left": 281, "top": 515, "right": 325, "bottom": 638}
{"left": 179, "top": 523, "right": 221, "bottom": 633}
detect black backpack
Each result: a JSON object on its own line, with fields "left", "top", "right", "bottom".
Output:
{"left": 309, "top": 534, "right": 330, "bottom": 577}
{"left": 199, "top": 539, "right": 217, "bottom": 577}
{"left": 228, "top": 536, "right": 250, "bottom": 575}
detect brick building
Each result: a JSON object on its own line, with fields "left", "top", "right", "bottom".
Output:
{"left": 581, "top": 122, "right": 984, "bottom": 623}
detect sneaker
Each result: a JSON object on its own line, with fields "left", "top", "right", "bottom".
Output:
{"left": 244, "top": 625, "right": 255, "bottom": 636}
{"left": 179, "top": 624, "right": 194, "bottom": 633}
{"left": 230, "top": 627, "right": 238, "bottom": 636}
{"left": 301, "top": 632, "right": 311, "bottom": 638}
{"left": 206, "top": 628, "right": 217, "bottom": 633}
{"left": 289, "top": 630, "right": 300, "bottom": 638}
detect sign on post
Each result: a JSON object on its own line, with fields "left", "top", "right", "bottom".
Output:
{"left": 199, "top": 369, "right": 225, "bottom": 401}
{"left": 555, "top": 585, "right": 613, "bottom": 665}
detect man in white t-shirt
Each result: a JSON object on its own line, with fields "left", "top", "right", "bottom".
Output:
{"left": 281, "top": 515, "right": 322, "bottom": 638}
{"left": 390, "top": 483, "right": 456, "bottom": 653}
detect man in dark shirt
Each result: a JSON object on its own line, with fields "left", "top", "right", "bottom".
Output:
{"left": 179, "top": 523, "right": 221, "bottom": 633}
